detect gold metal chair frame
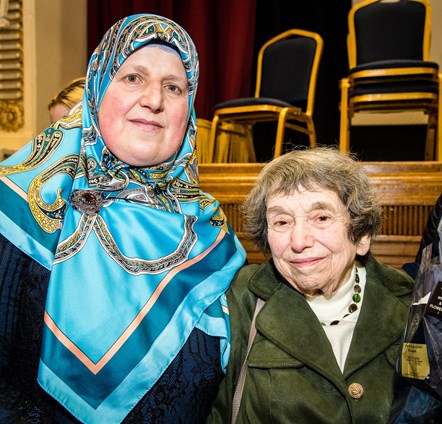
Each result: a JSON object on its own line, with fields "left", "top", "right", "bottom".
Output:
{"left": 209, "top": 29, "right": 323, "bottom": 162}
{"left": 339, "top": 0, "right": 441, "bottom": 161}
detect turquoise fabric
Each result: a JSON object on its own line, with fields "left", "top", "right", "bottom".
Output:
{"left": 0, "top": 14, "right": 245, "bottom": 424}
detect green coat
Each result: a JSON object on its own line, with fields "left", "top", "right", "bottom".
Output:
{"left": 207, "top": 253, "right": 413, "bottom": 424}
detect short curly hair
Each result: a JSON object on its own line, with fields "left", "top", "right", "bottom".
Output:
{"left": 241, "top": 146, "right": 383, "bottom": 254}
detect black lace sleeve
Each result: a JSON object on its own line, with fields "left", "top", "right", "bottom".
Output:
{"left": 0, "top": 233, "right": 80, "bottom": 422}
{"left": 0, "top": 233, "right": 50, "bottom": 375}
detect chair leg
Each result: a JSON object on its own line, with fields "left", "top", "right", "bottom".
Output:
{"left": 306, "top": 116, "right": 317, "bottom": 148}
{"left": 339, "top": 78, "right": 350, "bottom": 153}
{"left": 424, "top": 123, "right": 435, "bottom": 161}
{"left": 274, "top": 110, "right": 288, "bottom": 158}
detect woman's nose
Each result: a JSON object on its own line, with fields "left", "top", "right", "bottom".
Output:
{"left": 140, "top": 84, "right": 163, "bottom": 112}
{"left": 289, "top": 222, "right": 314, "bottom": 252}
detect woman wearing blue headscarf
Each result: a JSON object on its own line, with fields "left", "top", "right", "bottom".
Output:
{"left": 0, "top": 14, "right": 246, "bottom": 423}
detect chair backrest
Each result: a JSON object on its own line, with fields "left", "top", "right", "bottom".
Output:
{"left": 255, "top": 29, "right": 323, "bottom": 115}
{"left": 347, "top": 0, "right": 432, "bottom": 68}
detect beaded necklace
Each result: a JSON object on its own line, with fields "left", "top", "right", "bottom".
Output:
{"left": 323, "top": 267, "right": 362, "bottom": 326}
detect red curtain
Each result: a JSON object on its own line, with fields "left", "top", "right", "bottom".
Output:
{"left": 87, "top": 0, "right": 256, "bottom": 120}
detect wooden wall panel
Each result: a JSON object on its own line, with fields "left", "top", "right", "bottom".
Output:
{"left": 199, "top": 162, "right": 442, "bottom": 269}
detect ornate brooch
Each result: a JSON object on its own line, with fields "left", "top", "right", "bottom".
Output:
{"left": 69, "top": 189, "right": 103, "bottom": 215}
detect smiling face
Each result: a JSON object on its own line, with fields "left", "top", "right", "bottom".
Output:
{"left": 97, "top": 45, "right": 189, "bottom": 167}
{"left": 266, "top": 185, "right": 370, "bottom": 298}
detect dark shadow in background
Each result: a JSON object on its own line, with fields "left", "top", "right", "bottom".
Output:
{"left": 351, "top": 126, "right": 426, "bottom": 161}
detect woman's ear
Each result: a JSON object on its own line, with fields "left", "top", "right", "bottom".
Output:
{"left": 356, "top": 234, "right": 371, "bottom": 256}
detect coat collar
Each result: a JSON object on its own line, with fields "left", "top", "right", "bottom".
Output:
{"left": 248, "top": 254, "right": 413, "bottom": 378}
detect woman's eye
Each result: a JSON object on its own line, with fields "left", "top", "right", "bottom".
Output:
{"left": 269, "top": 216, "right": 292, "bottom": 231}
{"left": 125, "top": 74, "right": 140, "bottom": 83}
{"left": 166, "top": 84, "right": 182, "bottom": 94}
{"left": 309, "top": 213, "right": 334, "bottom": 227}
{"left": 318, "top": 214, "right": 330, "bottom": 222}
{"left": 274, "top": 220, "right": 287, "bottom": 227}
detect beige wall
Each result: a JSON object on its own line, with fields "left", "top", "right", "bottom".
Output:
{"left": 35, "top": 0, "right": 87, "bottom": 132}
{"left": 0, "top": 0, "right": 87, "bottom": 152}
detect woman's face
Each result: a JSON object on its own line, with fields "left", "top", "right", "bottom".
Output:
{"left": 98, "top": 45, "right": 189, "bottom": 167}
{"left": 49, "top": 103, "right": 70, "bottom": 124}
{"left": 266, "top": 185, "right": 370, "bottom": 298}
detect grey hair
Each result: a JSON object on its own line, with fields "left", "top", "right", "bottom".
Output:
{"left": 241, "top": 146, "right": 383, "bottom": 254}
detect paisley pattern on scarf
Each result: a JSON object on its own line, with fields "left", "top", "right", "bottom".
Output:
{"left": 0, "top": 14, "right": 245, "bottom": 424}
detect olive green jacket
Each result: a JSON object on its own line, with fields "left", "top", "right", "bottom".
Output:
{"left": 207, "top": 253, "right": 414, "bottom": 424}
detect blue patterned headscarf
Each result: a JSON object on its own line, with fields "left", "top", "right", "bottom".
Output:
{"left": 0, "top": 14, "right": 245, "bottom": 423}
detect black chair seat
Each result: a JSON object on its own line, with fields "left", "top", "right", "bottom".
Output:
{"left": 350, "top": 59, "right": 439, "bottom": 73}
{"left": 350, "top": 81, "right": 439, "bottom": 96}
{"left": 213, "top": 97, "right": 306, "bottom": 110}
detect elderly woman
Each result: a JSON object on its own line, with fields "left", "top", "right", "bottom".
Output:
{"left": 207, "top": 147, "right": 414, "bottom": 424}
{"left": 0, "top": 14, "right": 245, "bottom": 423}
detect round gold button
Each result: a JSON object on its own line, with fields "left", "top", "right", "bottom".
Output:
{"left": 348, "top": 383, "right": 364, "bottom": 399}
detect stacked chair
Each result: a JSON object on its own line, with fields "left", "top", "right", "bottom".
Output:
{"left": 339, "top": 0, "right": 441, "bottom": 160}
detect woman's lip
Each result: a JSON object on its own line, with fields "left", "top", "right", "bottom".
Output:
{"left": 129, "top": 119, "right": 163, "bottom": 130}
{"left": 290, "top": 257, "right": 322, "bottom": 267}
{"left": 130, "top": 117, "right": 162, "bottom": 125}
